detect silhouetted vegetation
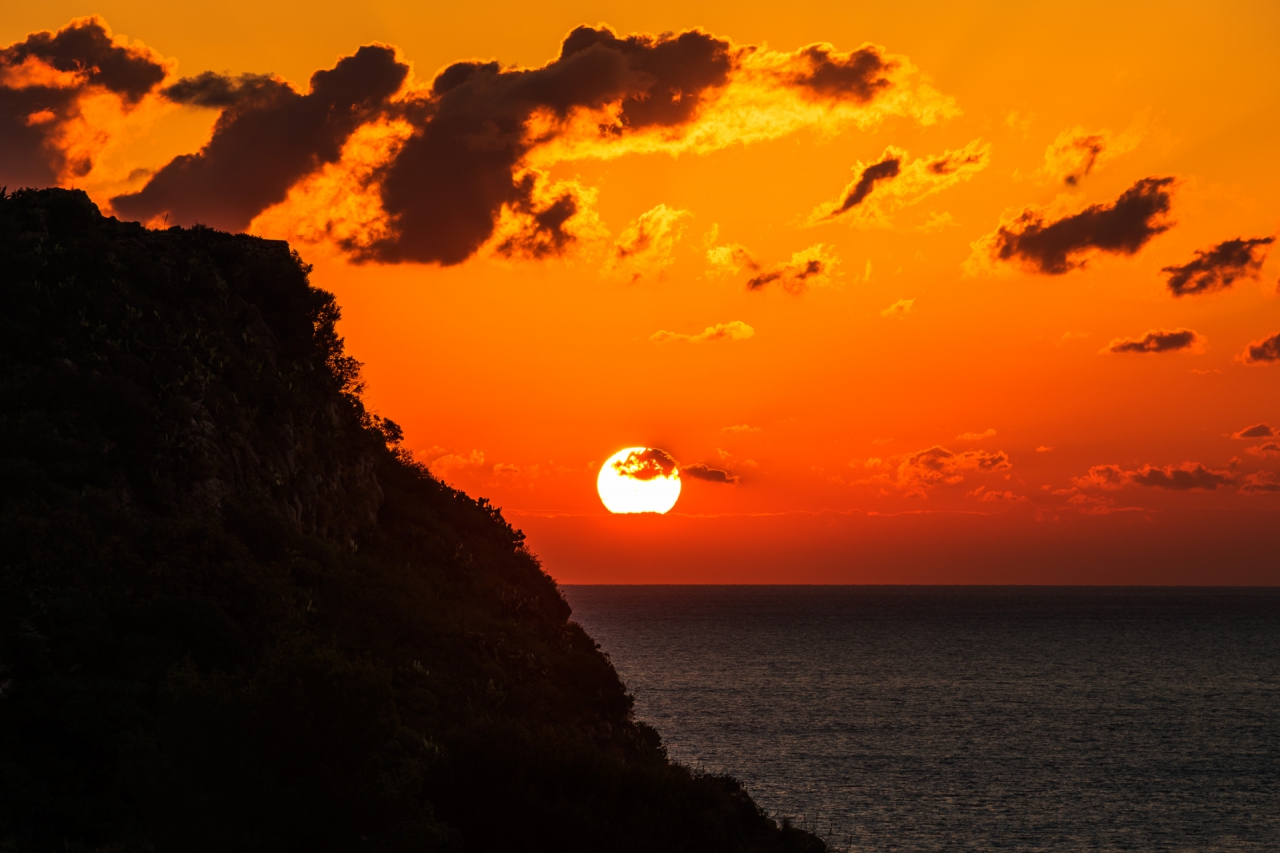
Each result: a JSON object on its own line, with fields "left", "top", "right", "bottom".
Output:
{"left": 0, "top": 188, "right": 824, "bottom": 852}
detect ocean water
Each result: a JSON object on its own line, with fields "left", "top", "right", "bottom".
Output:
{"left": 562, "top": 586, "right": 1280, "bottom": 852}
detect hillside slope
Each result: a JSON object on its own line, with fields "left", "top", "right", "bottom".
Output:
{"left": 0, "top": 188, "right": 823, "bottom": 853}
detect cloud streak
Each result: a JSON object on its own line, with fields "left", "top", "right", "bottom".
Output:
{"left": 1233, "top": 424, "right": 1275, "bottom": 440}
{"left": 1240, "top": 471, "right": 1280, "bottom": 494}
{"left": 650, "top": 321, "right": 754, "bottom": 343}
{"left": 897, "top": 445, "right": 1011, "bottom": 489}
{"left": 812, "top": 139, "right": 990, "bottom": 226}
{"left": 1073, "top": 462, "right": 1232, "bottom": 491}
{"left": 1162, "top": 237, "right": 1274, "bottom": 296}
{"left": 680, "top": 463, "right": 739, "bottom": 484}
{"left": 971, "top": 177, "right": 1175, "bottom": 275}
{"left": 747, "top": 244, "right": 840, "bottom": 293}
{"left": 1102, "top": 328, "right": 1203, "bottom": 354}
{"left": 1240, "top": 332, "right": 1280, "bottom": 365}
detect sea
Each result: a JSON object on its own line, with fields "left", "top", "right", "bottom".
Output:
{"left": 561, "top": 586, "right": 1280, "bottom": 852}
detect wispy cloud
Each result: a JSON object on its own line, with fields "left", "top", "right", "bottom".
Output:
{"left": 1102, "top": 328, "right": 1204, "bottom": 354}
{"left": 747, "top": 244, "right": 840, "bottom": 293}
{"left": 650, "top": 321, "right": 754, "bottom": 343}
{"left": 880, "top": 298, "right": 914, "bottom": 319}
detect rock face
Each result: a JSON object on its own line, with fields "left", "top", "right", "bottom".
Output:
{"left": 2, "top": 189, "right": 383, "bottom": 547}
{"left": 0, "top": 189, "right": 824, "bottom": 853}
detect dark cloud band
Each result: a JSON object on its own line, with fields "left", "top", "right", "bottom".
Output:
{"left": 1241, "top": 332, "right": 1280, "bottom": 365}
{"left": 832, "top": 155, "right": 900, "bottom": 216}
{"left": 1104, "top": 328, "right": 1201, "bottom": 354}
{"left": 1163, "top": 236, "right": 1274, "bottom": 296}
{"left": 989, "top": 177, "right": 1175, "bottom": 274}
{"left": 680, "top": 463, "right": 738, "bottom": 484}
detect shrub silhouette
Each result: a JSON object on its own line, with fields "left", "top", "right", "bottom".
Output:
{"left": 0, "top": 188, "right": 825, "bottom": 853}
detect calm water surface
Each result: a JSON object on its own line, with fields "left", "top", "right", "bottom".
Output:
{"left": 563, "top": 586, "right": 1280, "bottom": 852}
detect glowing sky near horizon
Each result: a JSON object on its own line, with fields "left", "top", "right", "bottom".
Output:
{"left": 3, "top": 0, "right": 1278, "bottom": 583}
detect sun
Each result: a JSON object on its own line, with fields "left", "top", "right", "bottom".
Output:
{"left": 597, "top": 447, "right": 682, "bottom": 514}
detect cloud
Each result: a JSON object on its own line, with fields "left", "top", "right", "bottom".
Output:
{"left": 1240, "top": 332, "right": 1280, "bottom": 365}
{"left": 428, "top": 449, "right": 486, "bottom": 478}
{"left": 489, "top": 172, "right": 607, "bottom": 260}
{"left": 747, "top": 244, "right": 840, "bottom": 293}
{"left": 1162, "top": 237, "right": 1274, "bottom": 296}
{"left": 613, "top": 447, "right": 677, "bottom": 480}
{"left": 721, "top": 424, "right": 760, "bottom": 433}
{"left": 1071, "top": 464, "right": 1127, "bottom": 490}
{"left": 1055, "top": 330, "right": 1090, "bottom": 346}
{"left": 606, "top": 204, "right": 691, "bottom": 280}
{"left": 1038, "top": 125, "right": 1141, "bottom": 186}
{"left": 783, "top": 43, "right": 897, "bottom": 101}
{"left": 705, "top": 242, "right": 760, "bottom": 277}
{"left": 812, "top": 139, "right": 990, "bottom": 226}
{"left": 880, "top": 298, "right": 914, "bottom": 319}
{"left": 680, "top": 462, "right": 739, "bottom": 484}
{"left": 970, "top": 177, "right": 1175, "bottom": 275}
{"left": 650, "top": 320, "right": 754, "bottom": 343}
{"left": 1036, "top": 445, "right": 1054, "bottom": 453}
{"left": 1233, "top": 423, "right": 1274, "bottom": 439}
{"left": 1102, "top": 328, "right": 1203, "bottom": 354}
{"left": 1240, "top": 471, "right": 1280, "bottom": 495}
{"left": 112, "top": 46, "right": 409, "bottom": 232}
{"left": 1, "top": 17, "right": 169, "bottom": 188}
{"left": 1073, "top": 461, "right": 1232, "bottom": 491}
{"left": 956, "top": 428, "right": 996, "bottom": 441}
{"left": 829, "top": 151, "right": 901, "bottom": 215}
{"left": 897, "top": 445, "right": 1011, "bottom": 489}
{"left": 968, "top": 486, "right": 1027, "bottom": 503}
{"left": 1246, "top": 443, "right": 1280, "bottom": 457}
{"left": 89, "top": 22, "right": 952, "bottom": 263}
{"left": 1129, "top": 463, "right": 1232, "bottom": 490}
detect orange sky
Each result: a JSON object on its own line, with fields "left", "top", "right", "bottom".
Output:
{"left": 4, "top": 1, "right": 1279, "bottom": 582}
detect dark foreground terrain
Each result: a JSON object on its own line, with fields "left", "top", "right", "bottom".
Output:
{"left": 0, "top": 188, "right": 823, "bottom": 853}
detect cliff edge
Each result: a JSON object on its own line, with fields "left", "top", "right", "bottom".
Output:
{"left": 0, "top": 188, "right": 823, "bottom": 853}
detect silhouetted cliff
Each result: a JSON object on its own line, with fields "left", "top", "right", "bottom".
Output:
{"left": 0, "top": 188, "right": 823, "bottom": 853}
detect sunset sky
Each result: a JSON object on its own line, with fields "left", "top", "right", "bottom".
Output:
{"left": 4, "top": 0, "right": 1279, "bottom": 583}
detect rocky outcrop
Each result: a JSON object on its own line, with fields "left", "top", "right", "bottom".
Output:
{"left": 0, "top": 188, "right": 825, "bottom": 853}
{"left": 1, "top": 188, "right": 383, "bottom": 548}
